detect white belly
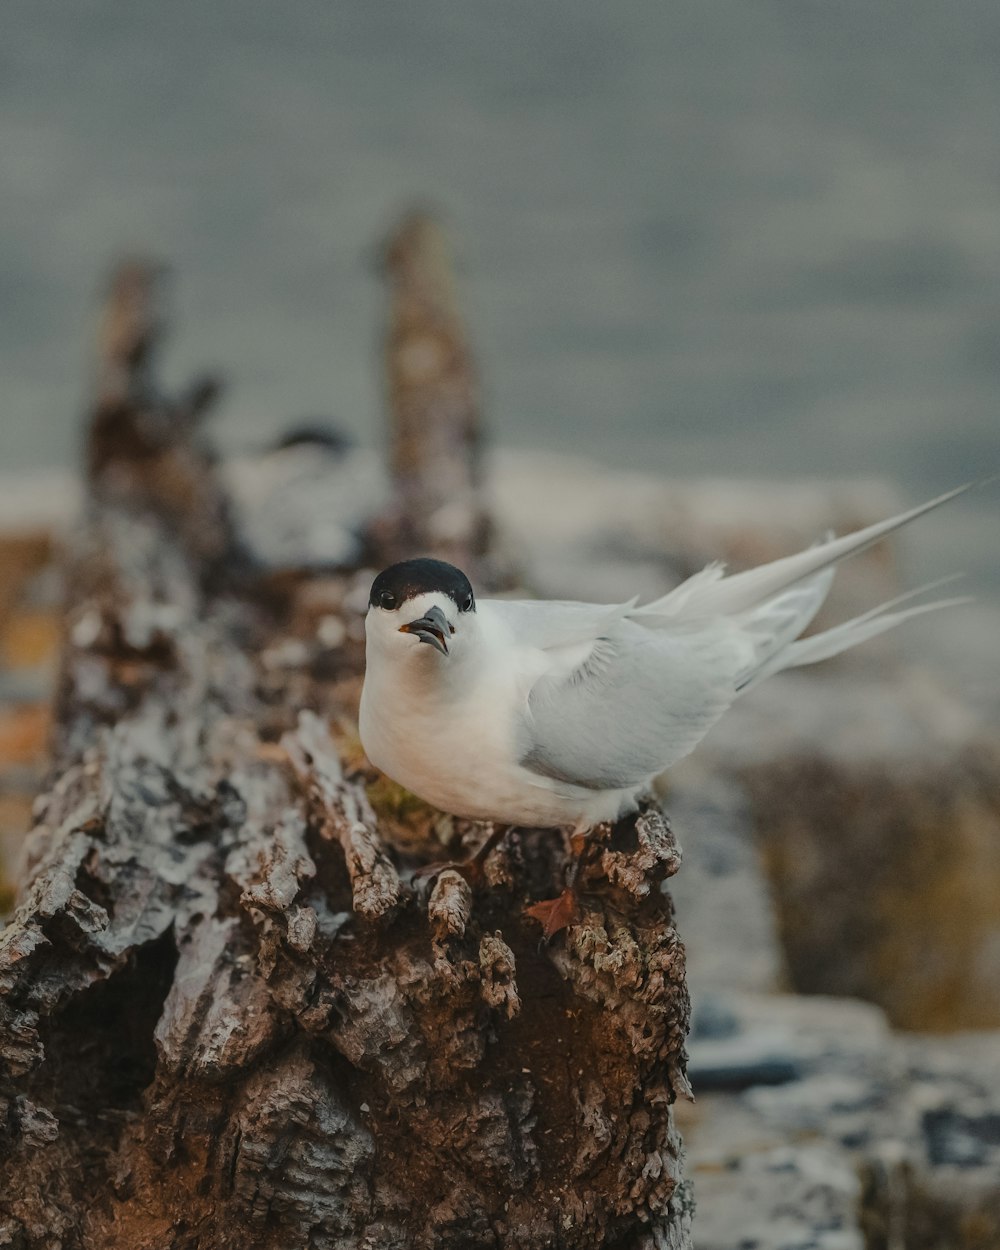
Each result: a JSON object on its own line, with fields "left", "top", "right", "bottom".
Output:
{"left": 359, "top": 672, "right": 632, "bottom": 829}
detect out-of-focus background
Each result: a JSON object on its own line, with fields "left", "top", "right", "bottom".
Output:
{"left": 4, "top": 2, "right": 999, "bottom": 584}
{"left": 3, "top": 5, "right": 1000, "bottom": 1245}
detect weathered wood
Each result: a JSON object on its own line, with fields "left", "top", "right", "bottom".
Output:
{"left": 369, "top": 213, "right": 495, "bottom": 578}
{"left": 0, "top": 251, "right": 692, "bottom": 1249}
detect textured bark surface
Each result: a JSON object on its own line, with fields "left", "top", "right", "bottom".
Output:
{"left": 0, "top": 257, "right": 692, "bottom": 1249}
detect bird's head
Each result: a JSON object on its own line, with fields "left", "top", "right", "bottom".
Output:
{"left": 365, "top": 558, "right": 477, "bottom": 667}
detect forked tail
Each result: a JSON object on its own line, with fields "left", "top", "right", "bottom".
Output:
{"left": 738, "top": 576, "right": 970, "bottom": 690}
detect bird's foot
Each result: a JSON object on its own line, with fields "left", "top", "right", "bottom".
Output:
{"left": 410, "top": 859, "right": 464, "bottom": 887}
{"left": 410, "top": 823, "right": 509, "bottom": 889}
{"left": 524, "top": 887, "right": 580, "bottom": 941}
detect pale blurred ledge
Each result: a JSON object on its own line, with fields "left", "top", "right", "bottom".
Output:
{"left": 1, "top": 450, "right": 996, "bottom": 709}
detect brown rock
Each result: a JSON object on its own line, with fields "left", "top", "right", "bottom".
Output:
{"left": 703, "top": 672, "right": 1000, "bottom": 1030}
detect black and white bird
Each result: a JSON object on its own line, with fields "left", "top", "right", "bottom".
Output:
{"left": 359, "top": 486, "right": 970, "bottom": 835}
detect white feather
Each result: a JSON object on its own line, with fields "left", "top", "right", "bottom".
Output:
{"left": 658, "top": 482, "right": 973, "bottom": 619}
{"left": 361, "top": 484, "right": 981, "bottom": 830}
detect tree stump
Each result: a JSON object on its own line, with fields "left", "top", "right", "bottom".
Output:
{"left": 0, "top": 235, "right": 692, "bottom": 1249}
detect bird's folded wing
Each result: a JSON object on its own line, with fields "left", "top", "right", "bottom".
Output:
{"left": 517, "top": 618, "right": 749, "bottom": 791}
{"left": 507, "top": 482, "right": 978, "bottom": 793}
{"left": 486, "top": 596, "right": 639, "bottom": 651}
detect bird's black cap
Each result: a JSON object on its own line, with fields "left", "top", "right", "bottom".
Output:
{"left": 369, "top": 558, "right": 475, "bottom": 613}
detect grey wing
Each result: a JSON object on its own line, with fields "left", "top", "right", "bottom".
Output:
{"left": 518, "top": 619, "right": 751, "bottom": 791}
{"left": 482, "top": 596, "right": 639, "bottom": 649}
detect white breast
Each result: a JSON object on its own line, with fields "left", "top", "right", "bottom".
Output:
{"left": 359, "top": 656, "right": 631, "bottom": 829}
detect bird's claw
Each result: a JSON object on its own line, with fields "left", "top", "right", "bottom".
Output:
{"left": 410, "top": 859, "right": 464, "bottom": 888}
{"left": 410, "top": 824, "right": 510, "bottom": 890}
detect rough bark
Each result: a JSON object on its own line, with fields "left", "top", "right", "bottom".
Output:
{"left": 0, "top": 254, "right": 692, "bottom": 1249}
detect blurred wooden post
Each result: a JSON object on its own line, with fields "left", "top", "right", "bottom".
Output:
{"left": 88, "top": 260, "right": 230, "bottom": 571}
{"left": 372, "top": 213, "right": 494, "bottom": 577}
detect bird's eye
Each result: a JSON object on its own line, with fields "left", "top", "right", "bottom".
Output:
{"left": 379, "top": 590, "right": 397, "bottom": 610}
{"left": 460, "top": 593, "right": 474, "bottom": 613}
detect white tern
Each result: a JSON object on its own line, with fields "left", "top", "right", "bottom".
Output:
{"left": 359, "top": 484, "right": 971, "bottom": 834}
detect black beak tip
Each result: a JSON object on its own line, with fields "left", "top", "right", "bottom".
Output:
{"left": 399, "top": 604, "right": 451, "bottom": 655}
